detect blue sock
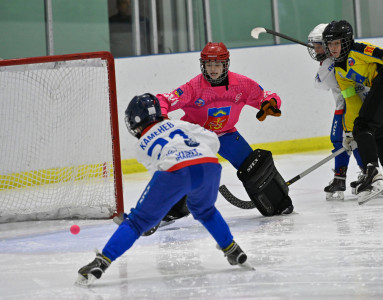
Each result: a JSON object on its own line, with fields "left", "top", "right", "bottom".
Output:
{"left": 201, "top": 209, "right": 233, "bottom": 249}
{"left": 102, "top": 221, "right": 139, "bottom": 261}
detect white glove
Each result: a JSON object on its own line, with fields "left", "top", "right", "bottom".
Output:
{"left": 342, "top": 131, "right": 357, "bottom": 155}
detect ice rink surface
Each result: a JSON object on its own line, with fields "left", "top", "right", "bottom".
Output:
{"left": 1, "top": 150, "right": 383, "bottom": 300}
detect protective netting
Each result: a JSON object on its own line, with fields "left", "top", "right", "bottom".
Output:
{"left": 0, "top": 55, "right": 122, "bottom": 222}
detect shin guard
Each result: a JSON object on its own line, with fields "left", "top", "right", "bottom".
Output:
{"left": 237, "top": 149, "right": 293, "bottom": 216}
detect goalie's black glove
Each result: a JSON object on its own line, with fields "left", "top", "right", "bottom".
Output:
{"left": 256, "top": 98, "right": 281, "bottom": 122}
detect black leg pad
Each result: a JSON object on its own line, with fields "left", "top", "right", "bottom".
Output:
{"left": 237, "top": 149, "right": 293, "bottom": 216}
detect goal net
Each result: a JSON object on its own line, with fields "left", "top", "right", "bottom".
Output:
{"left": 0, "top": 52, "right": 124, "bottom": 223}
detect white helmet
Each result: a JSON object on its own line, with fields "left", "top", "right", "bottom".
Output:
{"left": 307, "top": 23, "right": 329, "bottom": 61}
{"left": 308, "top": 23, "right": 328, "bottom": 42}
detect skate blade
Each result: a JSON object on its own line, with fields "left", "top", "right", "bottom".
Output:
{"left": 238, "top": 262, "right": 255, "bottom": 271}
{"left": 358, "top": 180, "right": 383, "bottom": 205}
{"left": 142, "top": 222, "right": 160, "bottom": 236}
{"left": 159, "top": 220, "right": 175, "bottom": 228}
{"left": 326, "top": 191, "right": 344, "bottom": 201}
{"left": 75, "top": 274, "right": 96, "bottom": 287}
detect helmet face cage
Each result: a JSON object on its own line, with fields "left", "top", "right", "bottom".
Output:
{"left": 200, "top": 42, "right": 230, "bottom": 84}
{"left": 124, "top": 93, "right": 163, "bottom": 139}
{"left": 324, "top": 37, "right": 353, "bottom": 62}
{"left": 322, "top": 20, "right": 354, "bottom": 62}
{"left": 124, "top": 115, "right": 140, "bottom": 138}
{"left": 307, "top": 23, "right": 328, "bottom": 62}
{"left": 200, "top": 59, "right": 230, "bottom": 84}
{"left": 307, "top": 41, "right": 327, "bottom": 62}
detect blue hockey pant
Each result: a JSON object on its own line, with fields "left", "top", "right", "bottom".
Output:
{"left": 102, "top": 163, "right": 233, "bottom": 261}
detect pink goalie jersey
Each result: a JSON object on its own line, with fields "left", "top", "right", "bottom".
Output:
{"left": 156, "top": 71, "right": 281, "bottom": 136}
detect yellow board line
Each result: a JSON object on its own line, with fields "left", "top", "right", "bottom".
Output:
{"left": 0, "top": 163, "right": 114, "bottom": 190}
{"left": 121, "top": 136, "right": 333, "bottom": 174}
{"left": 1, "top": 136, "right": 332, "bottom": 189}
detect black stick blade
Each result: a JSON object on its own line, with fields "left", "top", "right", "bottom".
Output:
{"left": 219, "top": 185, "right": 255, "bottom": 209}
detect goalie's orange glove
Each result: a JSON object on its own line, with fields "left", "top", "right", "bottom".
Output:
{"left": 256, "top": 98, "right": 281, "bottom": 122}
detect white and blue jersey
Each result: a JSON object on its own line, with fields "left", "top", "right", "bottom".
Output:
{"left": 136, "top": 120, "right": 220, "bottom": 173}
{"left": 102, "top": 120, "right": 234, "bottom": 262}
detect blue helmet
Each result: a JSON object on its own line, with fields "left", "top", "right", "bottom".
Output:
{"left": 125, "top": 93, "right": 163, "bottom": 138}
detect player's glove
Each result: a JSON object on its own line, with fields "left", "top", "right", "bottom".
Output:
{"left": 256, "top": 98, "right": 281, "bottom": 122}
{"left": 342, "top": 131, "right": 357, "bottom": 155}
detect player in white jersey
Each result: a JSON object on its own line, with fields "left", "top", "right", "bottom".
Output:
{"left": 307, "top": 24, "right": 368, "bottom": 200}
{"left": 76, "top": 93, "right": 248, "bottom": 286}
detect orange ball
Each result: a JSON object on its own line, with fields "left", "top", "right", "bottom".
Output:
{"left": 70, "top": 224, "right": 80, "bottom": 235}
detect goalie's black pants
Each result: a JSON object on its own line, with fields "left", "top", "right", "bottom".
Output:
{"left": 353, "top": 72, "right": 383, "bottom": 168}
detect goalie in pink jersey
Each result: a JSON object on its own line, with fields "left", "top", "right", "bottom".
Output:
{"left": 157, "top": 42, "right": 281, "bottom": 165}
{"left": 156, "top": 42, "right": 294, "bottom": 218}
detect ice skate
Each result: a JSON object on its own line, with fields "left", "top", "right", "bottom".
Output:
{"left": 219, "top": 240, "right": 248, "bottom": 266}
{"left": 350, "top": 170, "right": 366, "bottom": 195}
{"left": 76, "top": 250, "right": 111, "bottom": 286}
{"left": 356, "top": 163, "right": 383, "bottom": 205}
{"left": 158, "top": 200, "right": 190, "bottom": 228}
{"left": 159, "top": 219, "right": 176, "bottom": 228}
{"left": 143, "top": 199, "right": 190, "bottom": 235}
{"left": 324, "top": 167, "right": 346, "bottom": 200}
{"left": 142, "top": 222, "right": 160, "bottom": 236}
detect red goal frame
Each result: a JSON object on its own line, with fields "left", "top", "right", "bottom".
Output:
{"left": 0, "top": 51, "right": 124, "bottom": 219}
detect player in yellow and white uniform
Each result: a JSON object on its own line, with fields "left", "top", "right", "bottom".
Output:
{"left": 323, "top": 20, "right": 383, "bottom": 204}
{"left": 307, "top": 23, "right": 367, "bottom": 200}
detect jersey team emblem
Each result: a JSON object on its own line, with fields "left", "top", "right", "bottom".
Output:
{"left": 195, "top": 98, "right": 205, "bottom": 107}
{"left": 204, "top": 106, "right": 231, "bottom": 131}
{"left": 364, "top": 45, "right": 375, "bottom": 56}
{"left": 175, "top": 88, "right": 184, "bottom": 97}
{"left": 346, "top": 69, "right": 366, "bottom": 84}
{"left": 348, "top": 57, "right": 355, "bottom": 66}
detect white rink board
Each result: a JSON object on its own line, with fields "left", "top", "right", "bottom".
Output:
{"left": 114, "top": 37, "right": 383, "bottom": 160}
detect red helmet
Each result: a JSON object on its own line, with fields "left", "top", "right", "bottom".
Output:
{"left": 200, "top": 42, "right": 230, "bottom": 84}
{"left": 200, "top": 42, "right": 230, "bottom": 61}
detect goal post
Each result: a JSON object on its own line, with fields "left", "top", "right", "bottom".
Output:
{"left": 0, "top": 51, "right": 124, "bottom": 222}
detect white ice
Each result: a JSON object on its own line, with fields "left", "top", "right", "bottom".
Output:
{"left": 1, "top": 150, "right": 383, "bottom": 300}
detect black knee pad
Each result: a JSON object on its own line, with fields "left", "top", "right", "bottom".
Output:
{"left": 237, "top": 149, "right": 293, "bottom": 216}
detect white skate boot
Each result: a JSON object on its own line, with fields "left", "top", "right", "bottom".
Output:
{"left": 356, "top": 163, "right": 383, "bottom": 205}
